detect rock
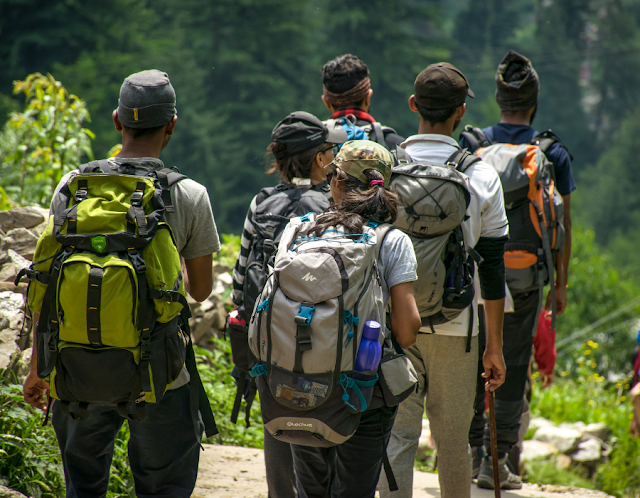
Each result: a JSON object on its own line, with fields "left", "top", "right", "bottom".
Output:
{"left": 0, "top": 291, "right": 24, "bottom": 317}
{"left": 7, "top": 249, "right": 30, "bottom": 271}
{"left": 1, "top": 228, "right": 39, "bottom": 260}
{"left": 0, "top": 485, "right": 28, "bottom": 498}
{"left": 0, "top": 206, "right": 45, "bottom": 232}
{"left": 529, "top": 416, "right": 553, "bottom": 432}
{"left": 9, "top": 347, "right": 32, "bottom": 383}
{"left": 521, "top": 440, "right": 558, "bottom": 462}
{"left": 0, "top": 337, "right": 19, "bottom": 371}
{"left": 556, "top": 454, "right": 572, "bottom": 469}
{"left": 0, "top": 263, "right": 17, "bottom": 283}
{"left": 580, "top": 423, "right": 611, "bottom": 442}
{"left": 0, "top": 282, "right": 28, "bottom": 295}
{"left": 571, "top": 438, "right": 602, "bottom": 464}
{"left": 0, "top": 250, "right": 7, "bottom": 266}
{"left": 533, "top": 425, "right": 582, "bottom": 454}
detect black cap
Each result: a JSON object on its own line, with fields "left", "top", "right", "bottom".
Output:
{"left": 495, "top": 50, "right": 539, "bottom": 111}
{"left": 414, "top": 63, "right": 475, "bottom": 110}
{"left": 117, "top": 70, "right": 176, "bottom": 129}
{"left": 271, "top": 111, "right": 347, "bottom": 156}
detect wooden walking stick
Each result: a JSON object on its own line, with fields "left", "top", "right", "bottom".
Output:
{"left": 488, "top": 388, "right": 501, "bottom": 498}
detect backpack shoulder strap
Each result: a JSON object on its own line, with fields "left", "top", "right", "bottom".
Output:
{"left": 459, "top": 125, "right": 491, "bottom": 153}
{"left": 371, "top": 122, "right": 386, "bottom": 147}
{"left": 371, "top": 223, "right": 395, "bottom": 261}
{"left": 531, "top": 130, "right": 574, "bottom": 161}
{"left": 79, "top": 159, "right": 115, "bottom": 174}
{"left": 255, "top": 184, "right": 290, "bottom": 206}
{"left": 392, "top": 145, "right": 412, "bottom": 166}
{"left": 153, "top": 168, "right": 188, "bottom": 213}
{"left": 445, "top": 148, "right": 481, "bottom": 174}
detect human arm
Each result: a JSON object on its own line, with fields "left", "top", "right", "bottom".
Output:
{"left": 482, "top": 299, "right": 506, "bottom": 391}
{"left": 559, "top": 194, "right": 571, "bottom": 315}
{"left": 232, "top": 196, "right": 259, "bottom": 305}
{"left": 389, "top": 282, "right": 420, "bottom": 349}
{"left": 630, "top": 383, "right": 640, "bottom": 437}
{"left": 23, "top": 312, "right": 49, "bottom": 411}
{"left": 183, "top": 254, "right": 213, "bottom": 302}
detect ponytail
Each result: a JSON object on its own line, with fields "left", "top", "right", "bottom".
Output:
{"left": 309, "top": 168, "right": 397, "bottom": 236}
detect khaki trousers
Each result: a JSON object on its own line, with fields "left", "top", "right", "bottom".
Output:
{"left": 379, "top": 334, "right": 478, "bottom": 498}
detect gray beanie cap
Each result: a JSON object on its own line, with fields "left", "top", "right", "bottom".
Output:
{"left": 117, "top": 70, "right": 176, "bottom": 129}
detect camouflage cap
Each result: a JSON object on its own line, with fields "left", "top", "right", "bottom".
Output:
{"left": 325, "top": 140, "right": 394, "bottom": 187}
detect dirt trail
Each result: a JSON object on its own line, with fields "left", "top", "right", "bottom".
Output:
{"left": 193, "top": 444, "right": 613, "bottom": 498}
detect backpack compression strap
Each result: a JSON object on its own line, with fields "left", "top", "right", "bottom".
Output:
{"left": 154, "top": 168, "right": 187, "bottom": 213}
{"left": 459, "top": 125, "right": 492, "bottom": 153}
{"left": 445, "top": 148, "right": 482, "bottom": 174}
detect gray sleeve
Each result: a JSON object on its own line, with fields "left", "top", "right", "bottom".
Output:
{"left": 380, "top": 229, "right": 418, "bottom": 289}
{"left": 174, "top": 184, "right": 221, "bottom": 260}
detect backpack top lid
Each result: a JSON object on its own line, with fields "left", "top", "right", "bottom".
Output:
{"left": 390, "top": 149, "right": 475, "bottom": 238}
{"left": 274, "top": 214, "right": 382, "bottom": 305}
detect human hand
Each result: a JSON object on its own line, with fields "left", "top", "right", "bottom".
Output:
{"left": 631, "top": 384, "right": 640, "bottom": 437}
{"left": 482, "top": 348, "right": 506, "bottom": 392}
{"left": 545, "top": 286, "right": 566, "bottom": 316}
{"left": 23, "top": 369, "right": 49, "bottom": 411}
{"left": 540, "top": 370, "right": 555, "bottom": 389}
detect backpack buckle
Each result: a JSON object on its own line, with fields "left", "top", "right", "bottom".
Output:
{"left": 131, "top": 191, "right": 144, "bottom": 207}
{"left": 294, "top": 304, "right": 316, "bottom": 326}
{"left": 75, "top": 189, "right": 87, "bottom": 202}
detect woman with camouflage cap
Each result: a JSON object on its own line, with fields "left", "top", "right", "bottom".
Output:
{"left": 291, "top": 140, "right": 421, "bottom": 498}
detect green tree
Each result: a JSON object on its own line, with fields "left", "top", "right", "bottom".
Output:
{"left": 319, "top": 0, "right": 449, "bottom": 138}
{"left": 555, "top": 226, "right": 639, "bottom": 374}
{"left": 0, "top": 73, "right": 94, "bottom": 207}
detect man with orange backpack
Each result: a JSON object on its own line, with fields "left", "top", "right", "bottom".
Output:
{"left": 459, "top": 50, "right": 575, "bottom": 488}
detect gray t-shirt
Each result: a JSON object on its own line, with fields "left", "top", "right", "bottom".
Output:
{"left": 378, "top": 228, "right": 418, "bottom": 305}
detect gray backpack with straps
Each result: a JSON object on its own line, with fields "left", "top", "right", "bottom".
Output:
{"left": 389, "top": 148, "right": 480, "bottom": 351}
{"left": 247, "top": 214, "right": 417, "bottom": 447}
{"left": 459, "top": 125, "right": 567, "bottom": 330}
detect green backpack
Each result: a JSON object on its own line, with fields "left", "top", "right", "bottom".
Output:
{"left": 18, "top": 160, "right": 217, "bottom": 433}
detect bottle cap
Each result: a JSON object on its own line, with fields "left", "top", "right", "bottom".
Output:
{"left": 362, "top": 320, "right": 381, "bottom": 341}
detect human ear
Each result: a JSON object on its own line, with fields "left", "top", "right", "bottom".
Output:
{"left": 165, "top": 115, "right": 177, "bottom": 136}
{"left": 408, "top": 95, "right": 418, "bottom": 113}
{"left": 113, "top": 110, "right": 123, "bottom": 131}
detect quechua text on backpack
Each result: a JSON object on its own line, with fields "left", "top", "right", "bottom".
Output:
{"left": 18, "top": 159, "right": 217, "bottom": 435}
{"left": 247, "top": 214, "right": 415, "bottom": 447}
{"left": 460, "top": 126, "right": 566, "bottom": 329}
{"left": 229, "top": 182, "right": 331, "bottom": 426}
{"left": 389, "top": 148, "right": 480, "bottom": 351}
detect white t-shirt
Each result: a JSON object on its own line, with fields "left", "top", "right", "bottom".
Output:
{"left": 401, "top": 134, "right": 509, "bottom": 337}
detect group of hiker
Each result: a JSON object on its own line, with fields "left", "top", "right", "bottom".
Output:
{"left": 19, "top": 49, "right": 574, "bottom": 498}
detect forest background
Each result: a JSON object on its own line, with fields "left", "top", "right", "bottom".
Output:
{"left": 2, "top": 0, "right": 640, "bottom": 494}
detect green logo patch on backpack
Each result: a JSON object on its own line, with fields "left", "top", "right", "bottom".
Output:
{"left": 91, "top": 235, "right": 107, "bottom": 253}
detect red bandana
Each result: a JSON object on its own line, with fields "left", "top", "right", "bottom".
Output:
{"left": 330, "top": 107, "right": 377, "bottom": 124}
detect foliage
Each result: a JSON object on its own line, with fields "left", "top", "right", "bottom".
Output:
{"left": 213, "top": 234, "right": 242, "bottom": 269}
{"left": 555, "top": 226, "right": 639, "bottom": 374}
{"left": 530, "top": 361, "right": 640, "bottom": 497}
{"left": 196, "top": 340, "right": 264, "bottom": 448}
{"left": 0, "top": 73, "right": 93, "bottom": 207}
{"left": 0, "top": 373, "right": 64, "bottom": 498}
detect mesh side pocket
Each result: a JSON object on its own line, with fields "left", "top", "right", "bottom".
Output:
{"left": 268, "top": 364, "right": 334, "bottom": 411}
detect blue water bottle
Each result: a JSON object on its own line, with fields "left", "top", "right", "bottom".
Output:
{"left": 355, "top": 320, "right": 383, "bottom": 371}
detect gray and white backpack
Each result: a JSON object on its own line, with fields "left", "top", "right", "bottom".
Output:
{"left": 389, "top": 148, "right": 481, "bottom": 351}
{"left": 248, "top": 213, "right": 417, "bottom": 447}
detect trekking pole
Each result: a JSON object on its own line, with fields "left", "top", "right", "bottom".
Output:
{"left": 488, "top": 389, "right": 501, "bottom": 498}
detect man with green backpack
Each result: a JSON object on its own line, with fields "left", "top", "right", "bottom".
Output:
{"left": 21, "top": 70, "right": 220, "bottom": 497}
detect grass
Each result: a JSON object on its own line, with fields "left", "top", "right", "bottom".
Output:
{"left": 526, "top": 345, "right": 640, "bottom": 498}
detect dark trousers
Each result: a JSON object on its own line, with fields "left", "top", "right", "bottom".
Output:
{"left": 291, "top": 407, "right": 396, "bottom": 498}
{"left": 264, "top": 426, "right": 297, "bottom": 498}
{"left": 469, "top": 291, "right": 539, "bottom": 458}
{"left": 52, "top": 384, "right": 202, "bottom": 498}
